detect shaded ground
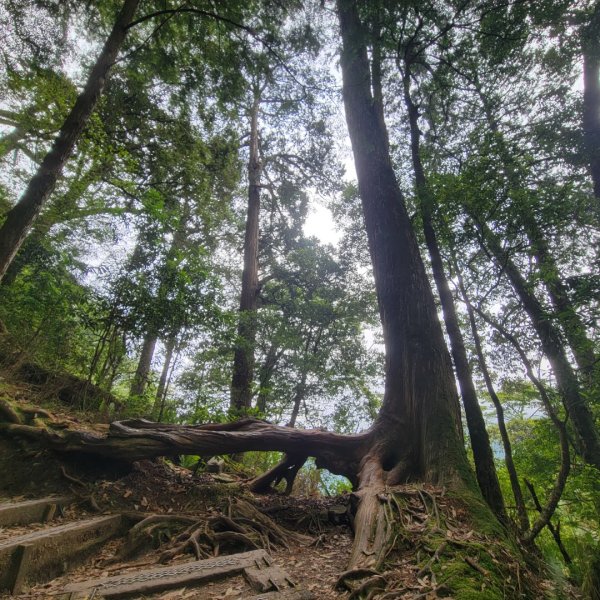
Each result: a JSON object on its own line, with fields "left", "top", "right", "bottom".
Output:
{"left": 0, "top": 388, "right": 584, "bottom": 599}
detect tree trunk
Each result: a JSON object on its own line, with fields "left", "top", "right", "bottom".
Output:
{"left": 2, "top": 418, "right": 367, "bottom": 482}
{"left": 231, "top": 89, "right": 262, "bottom": 414}
{"left": 476, "top": 86, "right": 598, "bottom": 384}
{"left": 471, "top": 217, "right": 600, "bottom": 469}
{"left": 524, "top": 216, "right": 598, "bottom": 386}
{"left": 287, "top": 371, "right": 308, "bottom": 428}
{"left": 402, "top": 62, "right": 506, "bottom": 522}
{"left": 152, "top": 337, "right": 176, "bottom": 420}
{"left": 370, "top": 27, "right": 389, "bottom": 153}
{"left": 452, "top": 257, "right": 529, "bottom": 532}
{"left": 129, "top": 334, "right": 157, "bottom": 399}
{"left": 472, "top": 306, "right": 571, "bottom": 544}
{"left": 337, "top": 0, "right": 474, "bottom": 567}
{"left": 582, "top": 1, "right": 600, "bottom": 206}
{"left": 0, "top": 0, "right": 140, "bottom": 282}
{"left": 255, "top": 343, "right": 281, "bottom": 414}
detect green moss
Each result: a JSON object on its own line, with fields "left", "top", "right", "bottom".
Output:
{"left": 382, "top": 486, "right": 543, "bottom": 600}
{"left": 448, "top": 486, "right": 508, "bottom": 539}
{"left": 436, "top": 558, "right": 504, "bottom": 599}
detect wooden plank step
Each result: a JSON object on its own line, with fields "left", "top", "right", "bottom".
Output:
{"left": 0, "top": 495, "right": 72, "bottom": 527}
{"left": 0, "top": 514, "right": 123, "bottom": 592}
{"left": 244, "top": 591, "right": 315, "bottom": 600}
{"left": 243, "top": 565, "right": 296, "bottom": 593}
{"left": 62, "top": 549, "right": 271, "bottom": 599}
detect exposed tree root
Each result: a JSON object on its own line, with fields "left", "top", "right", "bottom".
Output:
{"left": 338, "top": 483, "right": 543, "bottom": 599}
{"left": 60, "top": 466, "right": 102, "bottom": 512}
{"left": 347, "top": 575, "right": 388, "bottom": 600}
{"left": 336, "top": 568, "right": 380, "bottom": 590}
{"left": 0, "top": 405, "right": 558, "bottom": 598}
{"left": 0, "top": 397, "right": 22, "bottom": 424}
{"left": 114, "top": 496, "right": 312, "bottom": 565}
{"left": 115, "top": 514, "right": 201, "bottom": 561}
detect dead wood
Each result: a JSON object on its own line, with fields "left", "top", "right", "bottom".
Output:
{"left": 0, "top": 397, "right": 21, "bottom": 424}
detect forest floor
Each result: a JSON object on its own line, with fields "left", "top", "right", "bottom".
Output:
{"left": 0, "top": 381, "right": 356, "bottom": 599}
{"left": 0, "top": 377, "right": 584, "bottom": 599}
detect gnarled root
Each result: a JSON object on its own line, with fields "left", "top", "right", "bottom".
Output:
{"left": 119, "top": 496, "right": 312, "bottom": 564}
{"left": 348, "top": 575, "right": 388, "bottom": 600}
{"left": 115, "top": 514, "right": 200, "bottom": 561}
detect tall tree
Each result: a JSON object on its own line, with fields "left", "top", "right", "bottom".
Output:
{"left": 581, "top": 0, "right": 600, "bottom": 206}
{"left": 230, "top": 86, "right": 263, "bottom": 413}
{"left": 397, "top": 23, "right": 506, "bottom": 522}
{"left": 469, "top": 214, "right": 600, "bottom": 470}
{"left": 336, "top": 0, "right": 475, "bottom": 567}
{"left": 0, "top": 0, "right": 140, "bottom": 281}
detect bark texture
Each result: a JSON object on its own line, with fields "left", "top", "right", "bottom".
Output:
{"left": 231, "top": 90, "right": 262, "bottom": 413}
{"left": 1, "top": 418, "right": 367, "bottom": 484}
{"left": 129, "top": 334, "right": 158, "bottom": 399}
{"left": 401, "top": 60, "right": 506, "bottom": 522}
{"left": 337, "top": 0, "right": 473, "bottom": 567}
{"left": 0, "top": 0, "right": 140, "bottom": 281}
{"left": 582, "top": 1, "right": 600, "bottom": 205}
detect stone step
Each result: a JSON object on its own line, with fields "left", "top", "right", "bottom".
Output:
{"left": 0, "top": 495, "right": 73, "bottom": 527}
{"left": 62, "top": 549, "right": 271, "bottom": 599}
{"left": 0, "top": 514, "right": 124, "bottom": 593}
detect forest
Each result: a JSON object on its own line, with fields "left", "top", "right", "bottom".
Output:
{"left": 0, "top": 0, "right": 599, "bottom": 598}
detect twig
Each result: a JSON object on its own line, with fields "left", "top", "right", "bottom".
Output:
{"left": 464, "top": 556, "right": 489, "bottom": 577}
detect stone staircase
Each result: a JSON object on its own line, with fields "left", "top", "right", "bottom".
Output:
{"left": 0, "top": 496, "right": 313, "bottom": 599}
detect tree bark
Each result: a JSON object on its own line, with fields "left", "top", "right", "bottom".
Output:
{"left": 453, "top": 257, "right": 529, "bottom": 533}
{"left": 402, "top": 60, "right": 506, "bottom": 523}
{"left": 582, "top": 0, "right": 600, "bottom": 206}
{"left": 473, "top": 307, "right": 571, "bottom": 544}
{"left": 153, "top": 337, "right": 176, "bottom": 421}
{"left": 471, "top": 217, "right": 600, "bottom": 469}
{"left": 129, "top": 334, "right": 157, "bottom": 398}
{"left": 337, "top": 0, "right": 473, "bottom": 567}
{"left": 0, "top": 0, "right": 140, "bottom": 282}
{"left": 231, "top": 89, "right": 262, "bottom": 414}
{"left": 1, "top": 418, "right": 367, "bottom": 484}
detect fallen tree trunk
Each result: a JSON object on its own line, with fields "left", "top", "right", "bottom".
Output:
{"left": 0, "top": 417, "right": 367, "bottom": 485}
